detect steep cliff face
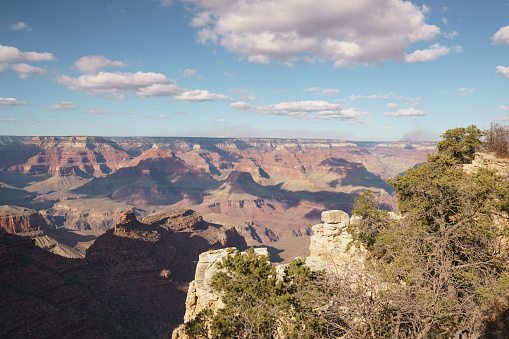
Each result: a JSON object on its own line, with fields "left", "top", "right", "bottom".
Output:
{"left": 0, "top": 207, "right": 48, "bottom": 234}
{"left": 9, "top": 136, "right": 131, "bottom": 176}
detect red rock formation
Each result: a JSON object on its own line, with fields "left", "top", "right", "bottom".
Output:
{"left": 9, "top": 136, "right": 131, "bottom": 176}
{"left": 0, "top": 209, "right": 48, "bottom": 234}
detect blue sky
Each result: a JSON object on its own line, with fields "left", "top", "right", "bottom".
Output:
{"left": 0, "top": 0, "right": 508, "bottom": 141}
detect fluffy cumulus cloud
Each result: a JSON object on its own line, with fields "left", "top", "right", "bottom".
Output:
{"left": 42, "top": 101, "right": 76, "bottom": 111}
{"left": 405, "top": 43, "right": 451, "bottom": 62}
{"left": 11, "top": 63, "right": 46, "bottom": 79}
{"left": 497, "top": 105, "right": 509, "bottom": 111}
{"left": 74, "top": 55, "right": 128, "bottom": 74}
{"left": 186, "top": 0, "right": 441, "bottom": 67}
{"left": 382, "top": 108, "right": 427, "bottom": 117}
{"left": 386, "top": 103, "right": 398, "bottom": 109}
{"left": 496, "top": 66, "right": 509, "bottom": 78}
{"left": 0, "top": 44, "right": 55, "bottom": 63}
{"left": 230, "top": 99, "right": 370, "bottom": 123}
{"left": 0, "top": 97, "right": 28, "bottom": 107}
{"left": 493, "top": 25, "right": 509, "bottom": 45}
{"left": 135, "top": 83, "right": 182, "bottom": 97}
{"left": 175, "top": 89, "right": 233, "bottom": 102}
{"left": 57, "top": 71, "right": 173, "bottom": 99}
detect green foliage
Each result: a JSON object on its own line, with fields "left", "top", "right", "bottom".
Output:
{"left": 185, "top": 124, "right": 509, "bottom": 338}
{"left": 432, "top": 124, "right": 484, "bottom": 164}
{"left": 345, "top": 125, "right": 509, "bottom": 337}
{"left": 349, "top": 190, "right": 392, "bottom": 255}
{"left": 185, "top": 248, "right": 326, "bottom": 338}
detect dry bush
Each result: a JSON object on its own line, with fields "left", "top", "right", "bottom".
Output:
{"left": 484, "top": 122, "right": 509, "bottom": 158}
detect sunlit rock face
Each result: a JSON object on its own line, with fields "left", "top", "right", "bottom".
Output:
{"left": 307, "top": 210, "right": 363, "bottom": 266}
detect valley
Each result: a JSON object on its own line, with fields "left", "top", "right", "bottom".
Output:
{"left": 0, "top": 136, "right": 434, "bottom": 246}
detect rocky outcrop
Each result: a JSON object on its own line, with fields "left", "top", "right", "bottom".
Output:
{"left": 0, "top": 207, "right": 48, "bottom": 234}
{"left": 308, "top": 210, "right": 364, "bottom": 266}
{"left": 173, "top": 247, "right": 269, "bottom": 339}
{"left": 175, "top": 209, "right": 366, "bottom": 338}
{"left": 464, "top": 152, "right": 509, "bottom": 178}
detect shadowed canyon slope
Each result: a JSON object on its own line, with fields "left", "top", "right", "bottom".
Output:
{"left": 0, "top": 209, "right": 245, "bottom": 338}
{"left": 0, "top": 136, "right": 434, "bottom": 244}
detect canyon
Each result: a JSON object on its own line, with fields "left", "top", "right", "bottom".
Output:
{"left": 0, "top": 209, "right": 246, "bottom": 338}
{"left": 0, "top": 136, "right": 433, "bottom": 247}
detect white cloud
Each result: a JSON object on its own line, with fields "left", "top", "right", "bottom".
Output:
{"left": 444, "top": 30, "right": 458, "bottom": 40}
{"left": 9, "top": 22, "right": 32, "bottom": 31}
{"left": 241, "top": 96, "right": 256, "bottom": 101}
{"left": 174, "top": 111, "right": 187, "bottom": 115}
{"left": 382, "top": 108, "right": 427, "bottom": 117}
{"left": 407, "top": 96, "right": 421, "bottom": 101}
{"left": 0, "top": 44, "right": 55, "bottom": 63}
{"left": 157, "top": 0, "right": 173, "bottom": 7}
{"left": 496, "top": 66, "right": 509, "bottom": 77}
{"left": 493, "top": 25, "right": 509, "bottom": 45}
{"left": 175, "top": 89, "right": 233, "bottom": 102}
{"left": 182, "top": 69, "right": 197, "bottom": 77}
{"left": 230, "top": 99, "right": 370, "bottom": 123}
{"left": 411, "top": 102, "right": 421, "bottom": 108}
{"left": 457, "top": 88, "right": 475, "bottom": 96}
{"left": 10, "top": 63, "right": 46, "bottom": 79}
{"left": 42, "top": 101, "right": 76, "bottom": 111}
{"left": 321, "top": 89, "right": 340, "bottom": 96}
{"left": 224, "top": 71, "right": 234, "bottom": 77}
{"left": 88, "top": 108, "right": 107, "bottom": 115}
{"left": 145, "top": 114, "right": 170, "bottom": 119}
{"left": 74, "top": 55, "right": 128, "bottom": 74}
{"left": 383, "top": 126, "right": 393, "bottom": 130}
{"left": 56, "top": 71, "right": 171, "bottom": 98}
{"left": 386, "top": 103, "right": 398, "bottom": 109}
{"left": 497, "top": 105, "right": 509, "bottom": 111}
{"left": 0, "top": 97, "right": 28, "bottom": 107}
{"left": 1, "top": 118, "right": 16, "bottom": 122}
{"left": 442, "top": 17, "right": 448, "bottom": 25}
{"left": 218, "top": 118, "right": 227, "bottom": 122}
{"left": 186, "top": 0, "right": 439, "bottom": 67}
{"left": 135, "top": 83, "right": 182, "bottom": 97}
{"left": 405, "top": 43, "right": 450, "bottom": 62}
{"left": 303, "top": 87, "right": 321, "bottom": 92}
{"left": 350, "top": 94, "right": 389, "bottom": 100}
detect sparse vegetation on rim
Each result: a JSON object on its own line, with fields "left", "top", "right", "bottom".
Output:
{"left": 484, "top": 122, "right": 509, "bottom": 158}
{"left": 184, "top": 124, "right": 509, "bottom": 339}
